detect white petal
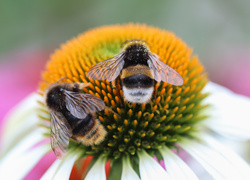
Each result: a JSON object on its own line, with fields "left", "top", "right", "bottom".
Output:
{"left": 41, "top": 152, "right": 80, "bottom": 180}
{"left": 159, "top": 146, "right": 198, "bottom": 180}
{"left": 138, "top": 150, "right": 172, "bottom": 180}
{"left": 179, "top": 138, "right": 250, "bottom": 180}
{"left": 40, "top": 159, "right": 62, "bottom": 180}
{"left": 1, "top": 93, "right": 45, "bottom": 156}
{"left": 0, "top": 143, "right": 50, "bottom": 180}
{"left": 3, "top": 93, "right": 42, "bottom": 134}
{"left": 0, "top": 128, "right": 47, "bottom": 167}
{"left": 53, "top": 153, "right": 79, "bottom": 180}
{"left": 202, "top": 134, "right": 250, "bottom": 178}
{"left": 85, "top": 156, "right": 107, "bottom": 180}
{"left": 203, "top": 82, "right": 250, "bottom": 140}
{"left": 121, "top": 156, "right": 140, "bottom": 180}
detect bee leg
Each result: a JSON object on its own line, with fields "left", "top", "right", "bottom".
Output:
{"left": 73, "top": 83, "right": 89, "bottom": 92}
{"left": 79, "top": 83, "right": 89, "bottom": 89}
{"left": 111, "top": 80, "right": 117, "bottom": 88}
{"left": 105, "top": 106, "right": 120, "bottom": 118}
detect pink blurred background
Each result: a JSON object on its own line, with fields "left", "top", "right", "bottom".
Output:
{"left": 0, "top": 49, "right": 48, "bottom": 128}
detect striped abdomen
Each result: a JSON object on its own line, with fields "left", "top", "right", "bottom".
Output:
{"left": 62, "top": 110, "right": 107, "bottom": 146}
{"left": 121, "top": 65, "right": 154, "bottom": 103}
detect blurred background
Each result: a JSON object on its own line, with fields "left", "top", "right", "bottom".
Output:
{"left": 1, "top": 0, "right": 250, "bottom": 124}
{"left": 0, "top": 1, "right": 249, "bottom": 179}
{"left": 1, "top": 0, "right": 250, "bottom": 128}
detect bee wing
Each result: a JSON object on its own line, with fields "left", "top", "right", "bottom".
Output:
{"left": 50, "top": 111, "right": 72, "bottom": 159}
{"left": 64, "top": 90, "right": 105, "bottom": 119}
{"left": 147, "top": 54, "right": 183, "bottom": 85}
{"left": 87, "top": 53, "right": 125, "bottom": 81}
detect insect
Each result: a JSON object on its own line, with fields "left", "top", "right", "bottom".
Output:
{"left": 44, "top": 81, "right": 107, "bottom": 158}
{"left": 87, "top": 39, "right": 183, "bottom": 104}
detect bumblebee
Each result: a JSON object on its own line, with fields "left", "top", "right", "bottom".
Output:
{"left": 87, "top": 40, "right": 183, "bottom": 103}
{"left": 44, "top": 82, "right": 107, "bottom": 158}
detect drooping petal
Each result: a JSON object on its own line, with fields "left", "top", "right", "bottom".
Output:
{"left": 179, "top": 138, "right": 250, "bottom": 180}
{"left": 202, "top": 134, "right": 250, "bottom": 178}
{"left": 121, "top": 156, "right": 140, "bottom": 180}
{"left": 0, "top": 128, "right": 47, "bottom": 165}
{"left": 203, "top": 82, "right": 250, "bottom": 140}
{"left": 85, "top": 156, "right": 107, "bottom": 180}
{"left": 138, "top": 150, "right": 172, "bottom": 180}
{"left": 0, "top": 143, "right": 50, "bottom": 180}
{"left": 40, "top": 159, "right": 61, "bottom": 180}
{"left": 41, "top": 152, "right": 80, "bottom": 180}
{"left": 159, "top": 146, "right": 198, "bottom": 180}
{"left": 1, "top": 93, "right": 43, "bottom": 156}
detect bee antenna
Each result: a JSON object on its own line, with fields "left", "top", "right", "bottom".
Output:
{"left": 121, "top": 39, "right": 132, "bottom": 47}
{"left": 55, "top": 77, "right": 68, "bottom": 84}
{"left": 139, "top": 40, "right": 151, "bottom": 47}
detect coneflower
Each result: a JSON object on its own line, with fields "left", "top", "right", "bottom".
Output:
{"left": 0, "top": 24, "right": 250, "bottom": 180}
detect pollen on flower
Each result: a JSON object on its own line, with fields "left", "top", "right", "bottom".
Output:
{"left": 38, "top": 24, "right": 208, "bottom": 162}
{"left": 113, "top": 114, "right": 118, "bottom": 121}
{"left": 98, "top": 116, "right": 104, "bottom": 122}
{"left": 124, "top": 119, "right": 128, "bottom": 126}
{"left": 128, "top": 109, "right": 133, "bottom": 116}
{"left": 104, "top": 96, "right": 109, "bottom": 104}
{"left": 94, "top": 93, "right": 101, "bottom": 99}
{"left": 155, "top": 96, "right": 161, "bottom": 104}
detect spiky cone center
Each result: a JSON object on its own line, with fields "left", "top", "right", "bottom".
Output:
{"left": 38, "top": 24, "right": 208, "bottom": 167}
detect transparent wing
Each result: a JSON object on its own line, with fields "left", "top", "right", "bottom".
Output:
{"left": 147, "top": 54, "right": 183, "bottom": 85}
{"left": 50, "top": 111, "right": 72, "bottom": 159}
{"left": 87, "top": 53, "right": 125, "bottom": 81}
{"left": 64, "top": 90, "right": 105, "bottom": 119}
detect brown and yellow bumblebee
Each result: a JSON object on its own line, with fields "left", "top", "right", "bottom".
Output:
{"left": 87, "top": 40, "right": 183, "bottom": 104}
{"left": 44, "top": 82, "right": 107, "bottom": 158}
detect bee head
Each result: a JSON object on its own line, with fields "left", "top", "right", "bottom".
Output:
{"left": 45, "top": 85, "right": 66, "bottom": 110}
{"left": 122, "top": 40, "right": 150, "bottom": 63}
